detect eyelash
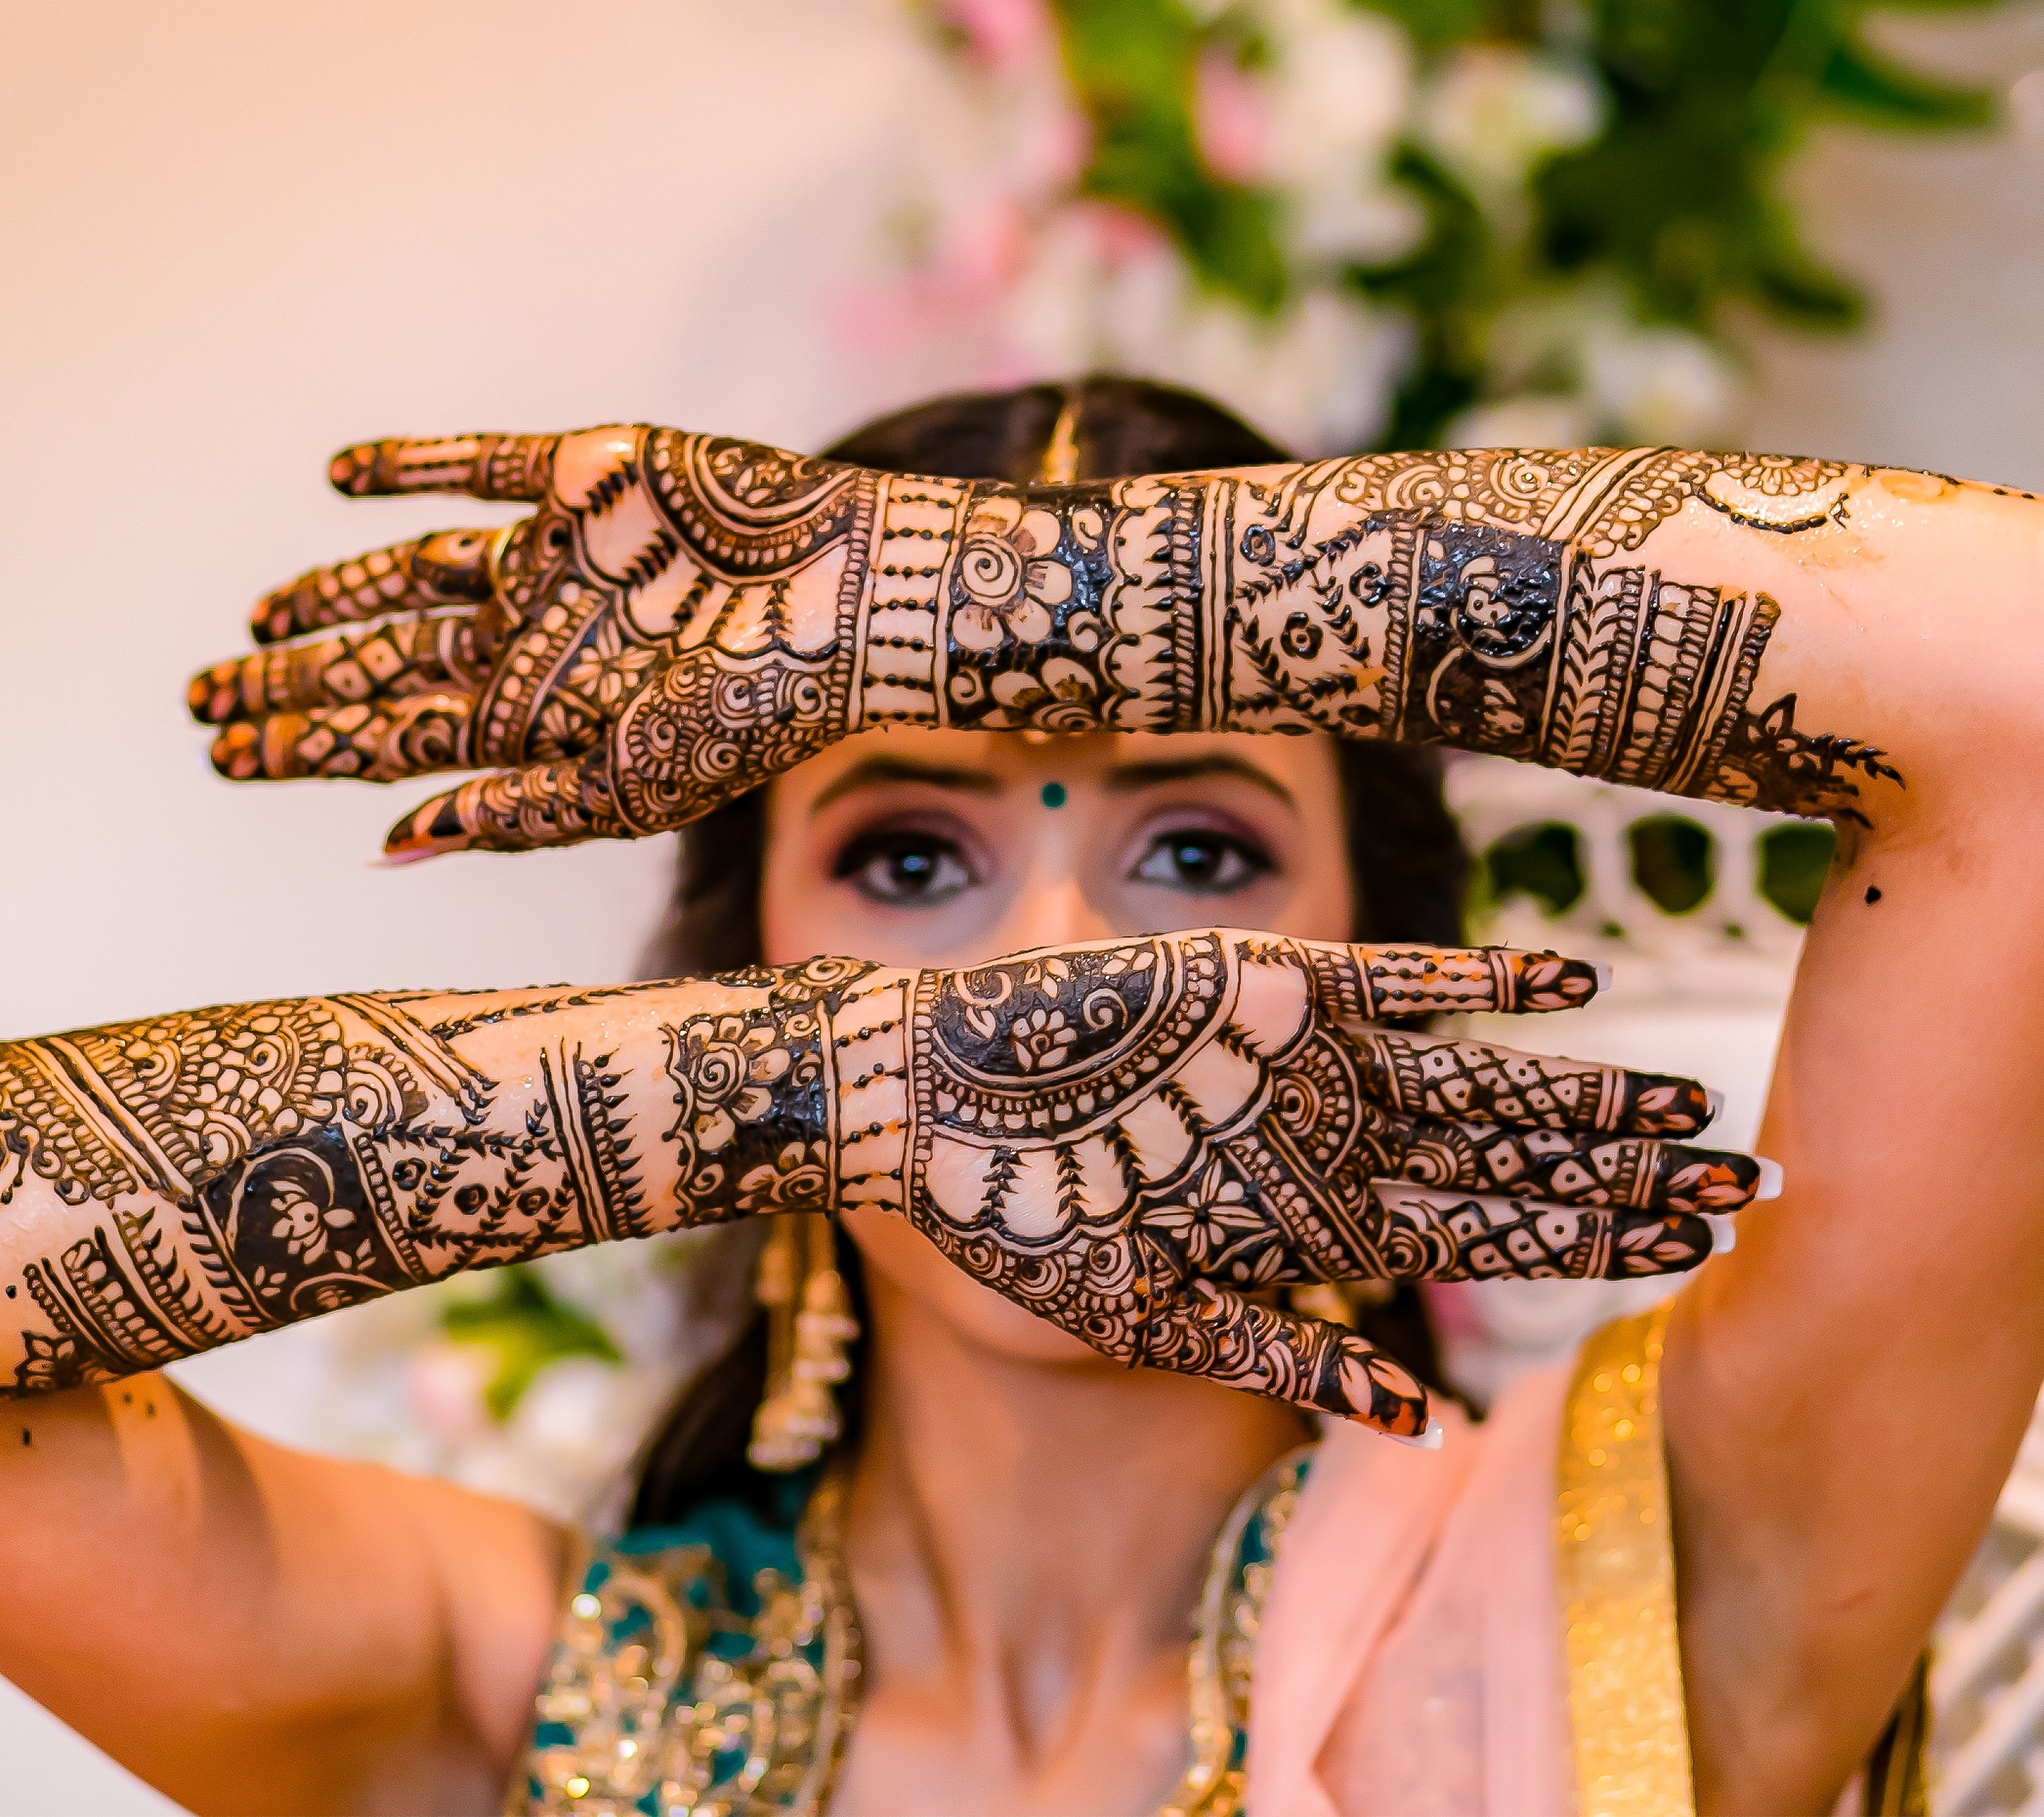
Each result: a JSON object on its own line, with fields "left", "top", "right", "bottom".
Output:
{"left": 1131, "top": 826, "right": 1274, "bottom": 895}
{"left": 831, "top": 828, "right": 979, "bottom": 905}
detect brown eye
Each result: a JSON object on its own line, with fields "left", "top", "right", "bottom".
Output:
{"left": 833, "top": 832, "right": 977, "bottom": 906}
{"left": 1132, "top": 831, "right": 1271, "bottom": 895}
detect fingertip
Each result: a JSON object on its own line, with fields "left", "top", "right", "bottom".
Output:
{"left": 1380, "top": 1415, "right": 1446, "bottom": 1451}
{"left": 328, "top": 441, "right": 385, "bottom": 496}
{"left": 1753, "top": 1156, "right": 1784, "bottom": 1200}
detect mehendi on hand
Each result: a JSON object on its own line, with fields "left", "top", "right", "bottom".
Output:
{"left": 191, "top": 429, "right": 1904, "bottom": 856}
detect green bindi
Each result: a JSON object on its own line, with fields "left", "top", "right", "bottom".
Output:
{"left": 1040, "top": 782, "right": 1068, "bottom": 809}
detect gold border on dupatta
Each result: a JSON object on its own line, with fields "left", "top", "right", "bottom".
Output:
{"left": 1556, "top": 1302, "right": 1695, "bottom": 1817}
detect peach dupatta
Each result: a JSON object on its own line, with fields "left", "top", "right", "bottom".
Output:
{"left": 1246, "top": 1308, "right": 1688, "bottom": 1817}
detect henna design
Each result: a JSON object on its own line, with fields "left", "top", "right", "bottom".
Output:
{"left": 0, "top": 974, "right": 845, "bottom": 1398}
{"left": 1713, "top": 692, "right": 1904, "bottom": 827}
{"left": 0, "top": 938, "right": 1747, "bottom": 1424}
{"left": 872, "top": 933, "right": 1746, "bottom": 1437}
{"left": 193, "top": 431, "right": 1899, "bottom": 853}
{"left": 660, "top": 958, "right": 878, "bottom": 1227}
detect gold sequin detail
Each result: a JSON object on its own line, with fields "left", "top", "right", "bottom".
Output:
{"left": 1556, "top": 1303, "right": 1693, "bottom": 1817}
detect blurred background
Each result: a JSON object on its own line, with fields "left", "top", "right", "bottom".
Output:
{"left": 3, "top": 0, "right": 2043, "bottom": 1807}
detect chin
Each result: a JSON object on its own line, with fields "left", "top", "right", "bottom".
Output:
{"left": 840, "top": 1205, "right": 1109, "bottom": 1367}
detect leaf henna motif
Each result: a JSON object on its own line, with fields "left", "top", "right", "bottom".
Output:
{"left": 193, "top": 430, "right": 1901, "bottom": 855}
{"left": 884, "top": 933, "right": 1749, "bottom": 1437}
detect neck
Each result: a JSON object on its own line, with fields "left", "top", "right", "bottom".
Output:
{"left": 841, "top": 1258, "right": 1309, "bottom": 1798}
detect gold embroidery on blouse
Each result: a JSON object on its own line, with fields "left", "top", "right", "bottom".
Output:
{"left": 513, "top": 1447, "right": 1305, "bottom": 1816}
{"left": 1161, "top": 1447, "right": 1311, "bottom": 1817}
{"left": 511, "top": 1468, "right": 860, "bottom": 1817}
{"left": 1555, "top": 1303, "right": 1694, "bottom": 1817}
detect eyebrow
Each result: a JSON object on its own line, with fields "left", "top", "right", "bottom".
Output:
{"left": 809, "top": 757, "right": 1003, "bottom": 813}
{"left": 1101, "top": 756, "right": 1296, "bottom": 807}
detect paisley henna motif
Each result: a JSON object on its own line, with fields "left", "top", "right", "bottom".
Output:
{"left": 192, "top": 428, "right": 1902, "bottom": 853}
{"left": 0, "top": 943, "right": 1750, "bottom": 1426}
{"left": 873, "top": 933, "right": 1743, "bottom": 1436}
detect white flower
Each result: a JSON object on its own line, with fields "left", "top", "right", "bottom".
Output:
{"left": 1446, "top": 393, "right": 1594, "bottom": 451}
{"left": 1583, "top": 324, "right": 1737, "bottom": 446}
{"left": 1415, "top": 46, "right": 1604, "bottom": 201}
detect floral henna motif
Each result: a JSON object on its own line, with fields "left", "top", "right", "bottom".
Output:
{"left": 0, "top": 971, "right": 854, "bottom": 1398}
{"left": 193, "top": 428, "right": 1901, "bottom": 855}
{"left": 660, "top": 957, "right": 881, "bottom": 1223}
{"left": 887, "top": 932, "right": 1746, "bottom": 1434}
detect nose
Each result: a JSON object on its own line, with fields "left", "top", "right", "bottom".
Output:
{"left": 984, "top": 874, "right": 1111, "bottom": 957}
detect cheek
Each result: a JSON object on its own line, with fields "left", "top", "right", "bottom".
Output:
{"left": 840, "top": 1207, "right": 1102, "bottom": 1366}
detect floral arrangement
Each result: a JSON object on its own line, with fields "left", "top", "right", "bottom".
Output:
{"left": 845, "top": 0, "right": 2003, "bottom": 455}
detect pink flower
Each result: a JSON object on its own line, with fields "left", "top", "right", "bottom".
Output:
{"left": 1195, "top": 49, "right": 1270, "bottom": 186}
{"left": 943, "top": 0, "right": 1052, "bottom": 72}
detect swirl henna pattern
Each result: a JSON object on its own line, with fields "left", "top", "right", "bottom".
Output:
{"left": 0, "top": 967, "right": 862, "bottom": 1398}
{"left": 837, "top": 935, "right": 1753, "bottom": 1437}
{"left": 191, "top": 430, "right": 1904, "bottom": 854}
{"left": 0, "top": 943, "right": 1756, "bottom": 1430}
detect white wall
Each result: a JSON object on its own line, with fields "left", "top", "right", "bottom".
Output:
{"left": 2, "top": 2, "right": 2041, "bottom": 1808}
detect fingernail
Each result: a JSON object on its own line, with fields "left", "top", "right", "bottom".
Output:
{"left": 1706, "top": 1088, "right": 1726, "bottom": 1124}
{"left": 1707, "top": 1213, "right": 1737, "bottom": 1254}
{"left": 1593, "top": 961, "right": 1613, "bottom": 991}
{"left": 1382, "top": 1416, "right": 1446, "bottom": 1451}
{"left": 375, "top": 841, "right": 448, "bottom": 868}
{"left": 1752, "top": 1157, "right": 1784, "bottom": 1200}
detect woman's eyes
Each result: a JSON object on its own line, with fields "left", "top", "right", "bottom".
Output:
{"left": 1132, "top": 830, "right": 1273, "bottom": 895}
{"left": 833, "top": 831, "right": 978, "bottom": 906}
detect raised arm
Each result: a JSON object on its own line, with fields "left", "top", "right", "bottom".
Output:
{"left": 191, "top": 428, "right": 2032, "bottom": 854}
{"left": 2, "top": 935, "right": 1755, "bottom": 1810}
{"left": 1, "top": 937, "right": 1746, "bottom": 1424}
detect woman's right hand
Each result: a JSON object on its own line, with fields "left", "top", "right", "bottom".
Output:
{"left": 841, "top": 931, "right": 1760, "bottom": 1438}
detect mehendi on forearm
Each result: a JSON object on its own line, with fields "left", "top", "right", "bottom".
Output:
{"left": 0, "top": 937, "right": 1758, "bottom": 1433}
{"left": 0, "top": 966, "right": 872, "bottom": 1398}
{"left": 194, "top": 429, "right": 1906, "bottom": 855}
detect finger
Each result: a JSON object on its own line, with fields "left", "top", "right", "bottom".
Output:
{"left": 208, "top": 694, "right": 474, "bottom": 783}
{"left": 1369, "top": 1180, "right": 1717, "bottom": 1281}
{"left": 1383, "top": 1111, "right": 1765, "bottom": 1213}
{"left": 327, "top": 433, "right": 561, "bottom": 504}
{"left": 249, "top": 528, "right": 500, "bottom": 644}
{"left": 382, "top": 750, "right": 625, "bottom": 860}
{"left": 1140, "top": 1276, "right": 1431, "bottom": 1438}
{"left": 1357, "top": 1029, "right": 1716, "bottom": 1137}
{"left": 1293, "top": 941, "right": 1605, "bottom": 1020}
{"left": 191, "top": 613, "right": 480, "bottom": 724}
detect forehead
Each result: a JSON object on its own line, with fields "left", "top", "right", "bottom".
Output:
{"left": 773, "top": 726, "right": 1343, "bottom": 805}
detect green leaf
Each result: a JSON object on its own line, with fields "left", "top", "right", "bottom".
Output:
{"left": 1815, "top": 38, "right": 1996, "bottom": 128}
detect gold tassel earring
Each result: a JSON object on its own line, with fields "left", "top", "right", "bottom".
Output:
{"left": 748, "top": 1214, "right": 859, "bottom": 1472}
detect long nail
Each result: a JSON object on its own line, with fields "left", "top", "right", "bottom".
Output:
{"left": 1594, "top": 961, "right": 1613, "bottom": 991}
{"left": 1382, "top": 1416, "right": 1446, "bottom": 1451}
{"left": 1706, "top": 1214, "right": 1737, "bottom": 1254}
{"left": 1705, "top": 1088, "right": 1726, "bottom": 1124}
{"left": 1752, "top": 1157, "right": 1784, "bottom": 1200}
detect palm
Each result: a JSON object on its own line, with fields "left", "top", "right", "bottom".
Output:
{"left": 191, "top": 426, "right": 865, "bottom": 856}
{"left": 898, "top": 933, "right": 1752, "bottom": 1436}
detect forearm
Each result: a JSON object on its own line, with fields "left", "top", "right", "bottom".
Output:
{"left": 880, "top": 449, "right": 2034, "bottom": 828}
{"left": 0, "top": 962, "right": 910, "bottom": 1394}
{"left": 565, "top": 432, "right": 2041, "bottom": 828}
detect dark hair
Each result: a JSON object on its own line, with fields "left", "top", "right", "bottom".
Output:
{"left": 630, "top": 378, "right": 1468, "bottom": 1527}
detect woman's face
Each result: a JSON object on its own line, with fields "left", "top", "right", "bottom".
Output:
{"left": 760, "top": 727, "right": 1353, "bottom": 1364}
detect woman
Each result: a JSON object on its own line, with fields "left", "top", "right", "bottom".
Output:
{"left": 2, "top": 378, "right": 2037, "bottom": 1816}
